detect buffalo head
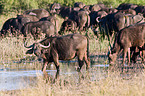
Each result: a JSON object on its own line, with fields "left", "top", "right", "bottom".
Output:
{"left": 91, "top": 17, "right": 106, "bottom": 38}
{"left": 108, "top": 51, "right": 118, "bottom": 65}
{"left": 50, "top": 3, "right": 61, "bottom": 15}
{"left": 24, "top": 41, "right": 50, "bottom": 59}
{"left": 59, "top": 19, "right": 77, "bottom": 35}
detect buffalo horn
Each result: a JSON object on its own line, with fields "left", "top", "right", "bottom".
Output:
{"left": 24, "top": 41, "right": 33, "bottom": 48}
{"left": 96, "top": 17, "right": 100, "bottom": 22}
{"left": 39, "top": 42, "right": 50, "bottom": 48}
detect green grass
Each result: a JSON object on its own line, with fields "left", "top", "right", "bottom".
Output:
{"left": 0, "top": 0, "right": 145, "bottom": 14}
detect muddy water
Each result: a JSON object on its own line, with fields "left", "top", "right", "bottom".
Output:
{"left": 0, "top": 56, "right": 109, "bottom": 91}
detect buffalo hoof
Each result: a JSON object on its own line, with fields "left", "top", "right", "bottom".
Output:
{"left": 76, "top": 67, "right": 81, "bottom": 72}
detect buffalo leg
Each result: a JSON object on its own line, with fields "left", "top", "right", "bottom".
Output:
{"left": 139, "top": 50, "right": 145, "bottom": 63}
{"left": 77, "top": 59, "right": 84, "bottom": 72}
{"left": 54, "top": 61, "right": 60, "bottom": 72}
{"left": 77, "top": 52, "right": 85, "bottom": 71}
{"left": 123, "top": 48, "right": 128, "bottom": 66}
{"left": 84, "top": 53, "right": 90, "bottom": 70}
{"left": 42, "top": 61, "right": 48, "bottom": 73}
{"left": 127, "top": 48, "right": 131, "bottom": 65}
{"left": 42, "top": 61, "right": 49, "bottom": 78}
{"left": 52, "top": 50, "right": 60, "bottom": 71}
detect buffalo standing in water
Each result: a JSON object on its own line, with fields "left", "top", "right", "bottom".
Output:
{"left": 24, "top": 34, "right": 90, "bottom": 73}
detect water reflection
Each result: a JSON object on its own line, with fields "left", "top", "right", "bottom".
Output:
{"left": 0, "top": 62, "right": 109, "bottom": 91}
{"left": 0, "top": 53, "right": 144, "bottom": 91}
{"left": 0, "top": 70, "right": 58, "bottom": 91}
{"left": 1, "top": 58, "right": 143, "bottom": 91}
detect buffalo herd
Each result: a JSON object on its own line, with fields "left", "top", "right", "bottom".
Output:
{"left": 1, "top": 2, "right": 145, "bottom": 73}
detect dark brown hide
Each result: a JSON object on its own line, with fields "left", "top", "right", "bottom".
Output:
{"left": 117, "top": 9, "right": 136, "bottom": 15}
{"left": 25, "top": 34, "right": 90, "bottom": 73}
{"left": 59, "top": 19, "right": 78, "bottom": 34}
{"left": 69, "top": 10, "right": 90, "bottom": 31}
{"left": 17, "top": 14, "right": 39, "bottom": 22}
{"left": 135, "top": 5, "right": 145, "bottom": 14}
{"left": 117, "top": 3, "right": 138, "bottom": 10}
{"left": 100, "top": 8, "right": 118, "bottom": 14}
{"left": 21, "top": 21, "right": 56, "bottom": 39}
{"left": 39, "top": 16, "right": 59, "bottom": 34}
{"left": 1, "top": 16, "right": 32, "bottom": 37}
{"left": 74, "top": 2, "right": 85, "bottom": 8}
{"left": 23, "top": 9, "right": 50, "bottom": 19}
{"left": 97, "top": 12, "right": 144, "bottom": 39}
{"left": 109, "top": 22, "right": 145, "bottom": 65}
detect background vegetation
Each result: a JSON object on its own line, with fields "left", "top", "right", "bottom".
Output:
{"left": 0, "top": 0, "right": 145, "bottom": 96}
{"left": 0, "top": 0, "right": 145, "bottom": 14}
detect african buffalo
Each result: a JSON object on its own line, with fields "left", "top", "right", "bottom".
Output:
{"left": 1, "top": 16, "right": 32, "bottom": 37}
{"left": 108, "top": 22, "right": 145, "bottom": 65}
{"left": 134, "top": 5, "right": 145, "bottom": 14}
{"left": 117, "top": 8, "right": 136, "bottom": 15}
{"left": 89, "top": 10, "right": 108, "bottom": 35}
{"left": 69, "top": 10, "right": 90, "bottom": 31}
{"left": 50, "top": 3, "right": 72, "bottom": 19}
{"left": 49, "top": 3, "right": 61, "bottom": 14}
{"left": 24, "top": 33, "right": 90, "bottom": 73}
{"left": 23, "top": 9, "right": 50, "bottom": 19}
{"left": 96, "top": 12, "right": 144, "bottom": 41}
{"left": 0, "top": 18, "right": 14, "bottom": 37}
{"left": 17, "top": 14, "right": 39, "bottom": 22}
{"left": 130, "top": 46, "right": 145, "bottom": 63}
{"left": 74, "top": 2, "right": 85, "bottom": 8}
{"left": 39, "top": 16, "right": 59, "bottom": 34}
{"left": 100, "top": 8, "right": 118, "bottom": 14}
{"left": 89, "top": 3, "right": 106, "bottom": 12}
{"left": 59, "top": 19, "right": 78, "bottom": 34}
{"left": 21, "top": 21, "right": 56, "bottom": 40}
{"left": 117, "top": 3, "right": 138, "bottom": 10}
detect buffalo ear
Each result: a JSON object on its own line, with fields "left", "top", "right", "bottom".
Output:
{"left": 26, "top": 49, "right": 33, "bottom": 54}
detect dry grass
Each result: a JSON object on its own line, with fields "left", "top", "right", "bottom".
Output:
{"left": 0, "top": 6, "right": 144, "bottom": 96}
{"left": 0, "top": 70, "right": 145, "bottom": 96}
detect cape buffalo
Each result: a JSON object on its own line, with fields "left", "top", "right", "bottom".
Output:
{"left": 100, "top": 8, "right": 118, "bottom": 14}
{"left": 1, "top": 16, "right": 32, "bottom": 37}
{"left": 39, "top": 16, "right": 59, "bottom": 34}
{"left": 117, "top": 3, "right": 138, "bottom": 10}
{"left": 21, "top": 21, "right": 56, "bottom": 40}
{"left": 0, "top": 18, "right": 14, "bottom": 37}
{"left": 69, "top": 10, "right": 90, "bottom": 31}
{"left": 74, "top": 2, "right": 85, "bottom": 8}
{"left": 96, "top": 12, "right": 144, "bottom": 45}
{"left": 59, "top": 19, "right": 78, "bottom": 35}
{"left": 89, "top": 4, "right": 102, "bottom": 12}
{"left": 89, "top": 10, "right": 108, "bottom": 35}
{"left": 50, "top": 3, "right": 72, "bottom": 19}
{"left": 24, "top": 33, "right": 90, "bottom": 73}
{"left": 117, "top": 8, "right": 136, "bottom": 15}
{"left": 0, "top": 14, "right": 40, "bottom": 37}
{"left": 108, "top": 22, "right": 145, "bottom": 65}
{"left": 134, "top": 5, "right": 145, "bottom": 14}
{"left": 49, "top": 3, "right": 61, "bottom": 14}
{"left": 23, "top": 9, "right": 50, "bottom": 19}
{"left": 17, "top": 14, "right": 39, "bottom": 22}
